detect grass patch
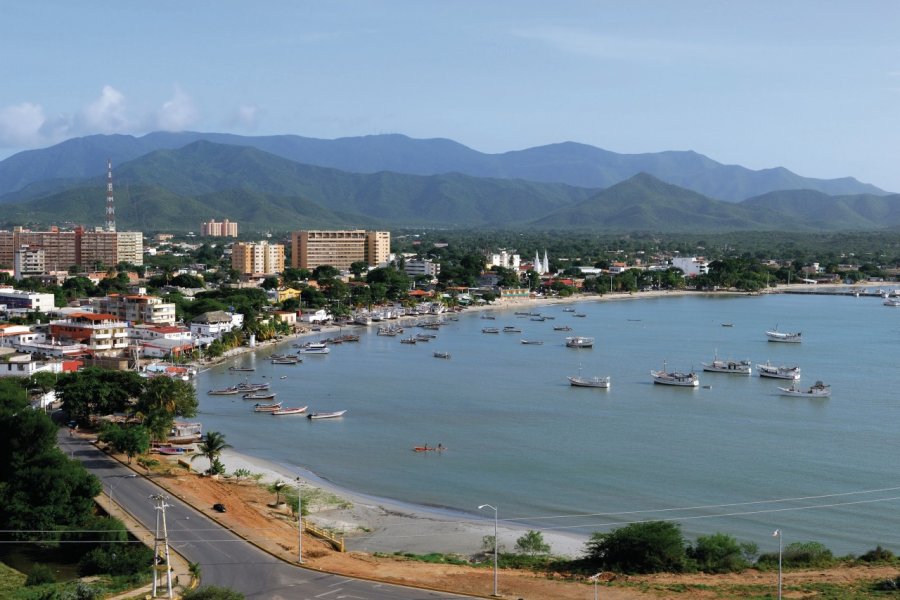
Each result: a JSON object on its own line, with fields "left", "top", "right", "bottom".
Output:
{"left": 389, "top": 551, "right": 470, "bottom": 566}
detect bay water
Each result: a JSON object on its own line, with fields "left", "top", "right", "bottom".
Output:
{"left": 195, "top": 293, "right": 900, "bottom": 555}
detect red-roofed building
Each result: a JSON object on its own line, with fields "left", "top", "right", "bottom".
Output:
{"left": 93, "top": 293, "right": 176, "bottom": 325}
{"left": 49, "top": 312, "right": 129, "bottom": 355}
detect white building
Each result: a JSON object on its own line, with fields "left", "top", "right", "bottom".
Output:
{"left": 404, "top": 259, "right": 441, "bottom": 278}
{"left": 299, "top": 309, "right": 331, "bottom": 324}
{"left": 671, "top": 256, "right": 709, "bottom": 277}
{"left": 486, "top": 250, "right": 520, "bottom": 270}
{"left": 0, "top": 287, "right": 56, "bottom": 313}
{"left": 14, "top": 247, "right": 45, "bottom": 279}
{"left": 189, "top": 310, "right": 244, "bottom": 339}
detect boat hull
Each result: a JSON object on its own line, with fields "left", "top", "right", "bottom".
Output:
{"left": 568, "top": 376, "right": 610, "bottom": 388}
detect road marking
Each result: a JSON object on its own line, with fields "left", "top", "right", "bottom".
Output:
{"left": 314, "top": 590, "right": 341, "bottom": 597}
{"left": 329, "top": 578, "right": 353, "bottom": 587}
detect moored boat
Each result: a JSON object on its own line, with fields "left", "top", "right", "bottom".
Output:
{"left": 520, "top": 340, "right": 544, "bottom": 345}
{"left": 779, "top": 381, "right": 831, "bottom": 398}
{"left": 766, "top": 328, "right": 802, "bottom": 343}
{"left": 242, "top": 392, "right": 277, "bottom": 400}
{"left": 565, "top": 336, "right": 594, "bottom": 348}
{"left": 756, "top": 361, "right": 801, "bottom": 380}
{"left": 271, "top": 405, "right": 308, "bottom": 415}
{"left": 651, "top": 363, "right": 699, "bottom": 387}
{"left": 400, "top": 336, "right": 417, "bottom": 344}
{"left": 272, "top": 356, "right": 301, "bottom": 364}
{"left": 885, "top": 298, "right": 900, "bottom": 307}
{"left": 253, "top": 401, "right": 283, "bottom": 412}
{"left": 228, "top": 366, "right": 255, "bottom": 372}
{"left": 433, "top": 351, "right": 451, "bottom": 359}
{"left": 307, "top": 410, "right": 347, "bottom": 419}
{"left": 702, "top": 355, "right": 752, "bottom": 375}
{"left": 208, "top": 387, "right": 240, "bottom": 395}
{"left": 482, "top": 327, "right": 500, "bottom": 334}
{"left": 503, "top": 326, "right": 522, "bottom": 333}
{"left": 553, "top": 325, "right": 573, "bottom": 331}
{"left": 297, "top": 342, "right": 330, "bottom": 354}
{"left": 568, "top": 374, "right": 611, "bottom": 388}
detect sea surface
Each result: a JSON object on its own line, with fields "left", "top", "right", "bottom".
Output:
{"left": 194, "top": 292, "right": 900, "bottom": 555}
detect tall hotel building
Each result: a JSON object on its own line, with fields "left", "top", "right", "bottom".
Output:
{"left": 231, "top": 241, "right": 285, "bottom": 276}
{"left": 0, "top": 227, "right": 143, "bottom": 272}
{"left": 291, "top": 230, "right": 390, "bottom": 271}
{"left": 201, "top": 219, "right": 239, "bottom": 237}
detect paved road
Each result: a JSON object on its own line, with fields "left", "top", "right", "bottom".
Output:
{"left": 58, "top": 432, "right": 474, "bottom": 600}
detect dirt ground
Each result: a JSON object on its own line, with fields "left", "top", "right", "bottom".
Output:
{"left": 131, "top": 458, "right": 898, "bottom": 599}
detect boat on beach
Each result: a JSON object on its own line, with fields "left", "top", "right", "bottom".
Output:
{"left": 779, "top": 381, "right": 831, "bottom": 398}
{"left": 253, "top": 401, "right": 283, "bottom": 412}
{"left": 702, "top": 355, "right": 752, "bottom": 375}
{"left": 307, "top": 410, "right": 347, "bottom": 420}
{"left": 271, "top": 405, "right": 308, "bottom": 415}
{"left": 766, "top": 328, "right": 802, "bottom": 343}
{"left": 756, "top": 361, "right": 801, "bottom": 380}
{"left": 565, "top": 336, "right": 594, "bottom": 348}
{"left": 651, "top": 363, "right": 699, "bottom": 387}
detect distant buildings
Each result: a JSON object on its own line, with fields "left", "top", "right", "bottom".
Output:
{"left": 231, "top": 241, "right": 285, "bottom": 276}
{"left": 671, "top": 256, "right": 709, "bottom": 277}
{"left": 290, "top": 230, "right": 390, "bottom": 271}
{"left": 486, "top": 250, "right": 521, "bottom": 270}
{"left": 92, "top": 293, "right": 177, "bottom": 326}
{"left": 403, "top": 258, "right": 441, "bottom": 279}
{"left": 200, "top": 219, "right": 239, "bottom": 237}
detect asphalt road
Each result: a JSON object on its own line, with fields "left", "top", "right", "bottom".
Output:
{"left": 58, "top": 432, "right": 474, "bottom": 600}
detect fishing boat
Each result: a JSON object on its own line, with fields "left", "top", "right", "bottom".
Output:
{"left": 414, "top": 333, "right": 434, "bottom": 342}
{"left": 574, "top": 313, "right": 587, "bottom": 318}
{"left": 242, "top": 391, "right": 276, "bottom": 400}
{"left": 271, "top": 405, "right": 308, "bottom": 416}
{"left": 400, "top": 336, "right": 417, "bottom": 344}
{"left": 208, "top": 387, "right": 240, "bottom": 395}
{"left": 530, "top": 316, "right": 546, "bottom": 322}
{"left": 721, "top": 323, "right": 734, "bottom": 327}
{"left": 236, "top": 382, "right": 270, "bottom": 392}
{"left": 433, "top": 351, "right": 451, "bottom": 359}
{"left": 297, "top": 342, "right": 330, "bottom": 354}
{"left": 553, "top": 325, "right": 573, "bottom": 331}
{"left": 482, "top": 327, "right": 500, "bottom": 334}
{"left": 481, "top": 315, "right": 496, "bottom": 320}
{"left": 702, "top": 354, "right": 752, "bottom": 375}
{"left": 766, "top": 328, "right": 802, "bottom": 343}
{"left": 228, "top": 366, "right": 255, "bottom": 372}
{"left": 756, "top": 361, "right": 801, "bottom": 380}
{"left": 884, "top": 298, "right": 900, "bottom": 307}
{"left": 503, "top": 326, "right": 522, "bottom": 333}
{"left": 253, "top": 401, "right": 283, "bottom": 412}
{"left": 307, "top": 410, "right": 347, "bottom": 420}
{"left": 272, "top": 356, "right": 301, "bottom": 364}
{"left": 651, "top": 362, "right": 699, "bottom": 387}
{"left": 413, "top": 444, "right": 446, "bottom": 452}
{"left": 565, "top": 336, "right": 594, "bottom": 348}
{"left": 779, "top": 381, "right": 831, "bottom": 398}
{"left": 567, "top": 368, "right": 611, "bottom": 389}
{"left": 520, "top": 340, "right": 544, "bottom": 345}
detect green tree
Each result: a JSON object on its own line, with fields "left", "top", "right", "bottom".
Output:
{"left": 514, "top": 530, "right": 551, "bottom": 556}
{"left": 349, "top": 261, "right": 369, "bottom": 280}
{"left": 688, "top": 533, "right": 755, "bottom": 573}
{"left": 98, "top": 424, "right": 150, "bottom": 463}
{"left": 136, "top": 375, "right": 198, "bottom": 420}
{"left": 25, "top": 563, "right": 55, "bottom": 586}
{"left": 585, "top": 521, "right": 689, "bottom": 574}
{"left": 192, "top": 431, "right": 232, "bottom": 475}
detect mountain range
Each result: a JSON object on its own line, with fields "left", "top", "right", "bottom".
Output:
{"left": 0, "top": 133, "right": 897, "bottom": 233}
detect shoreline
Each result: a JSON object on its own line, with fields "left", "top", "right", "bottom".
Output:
{"left": 193, "top": 281, "right": 886, "bottom": 556}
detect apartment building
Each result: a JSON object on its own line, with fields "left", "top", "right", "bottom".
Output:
{"left": 92, "top": 293, "right": 177, "bottom": 326}
{"left": 291, "top": 230, "right": 391, "bottom": 271}
{"left": 0, "top": 227, "right": 143, "bottom": 271}
{"left": 13, "top": 247, "right": 45, "bottom": 279}
{"left": 200, "top": 219, "right": 239, "bottom": 237}
{"left": 49, "top": 312, "right": 129, "bottom": 355}
{"left": 0, "top": 287, "right": 56, "bottom": 313}
{"left": 231, "top": 241, "right": 285, "bottom": 276}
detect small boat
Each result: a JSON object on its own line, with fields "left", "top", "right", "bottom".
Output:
{"left": 503, "top": 326, "right": 522, "bottom": 333}
{"left": 766, "top": 328, "right": 802, "bottom": 343}
{"left": 565, "top": 336, "right": 594, "bottom": 348}
{"left": 415, "top": 333, "right": 434, "bottom": 342}
{"left": 884, "top": 298, "right": 900, "bottom": 307}
{"left": 272, "top": 356, "right": 301, "bottom": 364}
{"left": 574, "top": 313, "right": 587, "bottom": 318}
{"left": 702, "top": 355, "right": 752, "bottom": 375}
{"left": 228, "top": 366, "right": 255, "bottom": 372}
{"left": 400, "top": 336, "right": 417, "bottom": 344}
{"left": 433, "top": 351, "right": 451, "bottom": 359}
{"left": 413, "top": 445, "right": 446, "bottom": 452}
{"left": 243, "top": 392, "right": 277, "bottom": 400}
{"left": 208, "top": 387, "right": 240, "bottom": 395}
{"left": 307, "top": 410, "right": 347, "bottom": 420}
{"left": 520, "top": 340, "right": 544, "bottom": 345}
{"left": 756, "top": 361, "right": 801, "bottom": 380}
{"left": 553, "top": 325, "right": 573, "bottom": 332}
{"left": 562, "top": 307, "right": 575, "bottom": 312}
{"left": 721, "top": 323, "right": 734, "bottom": 327}
{"left": 236, "top": 381, "right": 270, "bottom": 391}
{"left": 271, "top": 406, "right": 308, "bottom": 415}
{"left": 482, "top": 327, "right": 500, "bottom": 334}
{"left": 568, "top": 373, "right": 611, "bottom": 388}
{"left": 338, "top": 334, "right": 360, "bottom": 342}
{"left": 481, "top": 315, "right": 496, "bottom": 320}
{"left": 253, "top": 401, "right": 283, "bottom": 412}
{"left": 280, "top": 375, "right": 288, "bottom": 379}
{"left": 651, "top": 365, "right": 699, "bottom": 387}
{"left": 779, "top": 381, "right": 831, "bottom": 398}
{"left": 530, "top": 316, "right": 546, "bottom": 322}
{"left": 297, "top": 342, "right": 330, "bottom": 354}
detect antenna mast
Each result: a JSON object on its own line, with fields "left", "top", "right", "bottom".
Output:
{"left": 106, "top": 159, "right": 116, "bottom": 232}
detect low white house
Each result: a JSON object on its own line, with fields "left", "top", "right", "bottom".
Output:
{"left": 190, "top": 310, "right": 244, "bottom": 339}
{"left": 299, "top": 309, "right": 331, "bottom": 324}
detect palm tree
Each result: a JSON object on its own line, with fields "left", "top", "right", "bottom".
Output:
{"left": 191, "top": 431, "right": 232, "bottom": 475}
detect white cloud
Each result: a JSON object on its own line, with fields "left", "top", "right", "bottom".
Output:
{"left": 228, "top": 104, "right": 261, "bottom": 130}
{"left": 0, "top": 102, "right": 48, "bottom": 146}
{"left": 78, "top": 85, "right": 130, "bottom": 132}
{"left": 155, "top": 87, "right": 198, "bottom": 131}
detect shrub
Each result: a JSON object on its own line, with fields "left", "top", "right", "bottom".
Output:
{"left": 181, "top": 585, "right": 246, "bottom": 599}
{"left": 859, "top": 545, "right": 895, "bottom": 563}
{"left": 586, "top": 521, "right": 689, "bottom": 573}
{"left": 688, "top": 533, "right": 756, "bottom": 574}
{"left": 77, "top": 544, "right": 154, "bottom": 577}
{"left": 757, "top": 541, "right": 835, "bottom": 569}
{"left": 25, "top": 563, "right": 55, "bottom": 586}
{"left": 514, "top": 530, "right": 551, "bottom": 556}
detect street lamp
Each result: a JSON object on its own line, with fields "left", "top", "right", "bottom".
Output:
{"left": 295, "top": 477, "right": 304, "bottom": 564}
{"left": 478, "top": 504, "right": 499, "bottom": 597}
{"left": 589, "top": 572, "right": 601, "bottom": 600}
{"left": 773, "top": 529, "right": 782, "bottom": 600}
{"left": 106, "top": 474, "right": 137, "bottom": 512}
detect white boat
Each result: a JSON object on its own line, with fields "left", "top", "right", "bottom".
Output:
{"left": 565, "top": 336, "right": 594, "bottom": 348}
{"left": 702, "top": 355, "right": 752, "bottom": 375}
{"left": 562, "top": 307, "right": 575, "bottom": 312}
{"left": 297, "top": 342, "right": 330, "bottom": 354}
{"left": 568, "top": 373, "right": 611, "bottom": 388}
{"left": 307, "top": 410, "right": 347, "bottom": 420}
{"left": 503, "top": 326, "right": 522, "bottom": 333}
{"left": 651, "top": 363, "right": 699, "bottom": 387}
{"left": 253, "top": 401, "right": 283, "bottom": 412}
{"left": 272, "top": 356, "right": 301, "bottom": 364}
{"left": 756, "top": 361, "right": 801, "bottom": 380}
{"left": 271, "top": 406, "right": 308, "bottom": 415}
{"left": 885, "top": 298, "right": 900, "bottom": 307}
{"left": 766, "top": 328, "right": 802, "bottom": 343}
{"left": 779, "top": 381, "right": 830, "bottom": 398}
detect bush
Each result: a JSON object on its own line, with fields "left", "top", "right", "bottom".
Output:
{"left": 181, "top": 585, "right": 245, "bottom": 599}
{"left": 859, "top": 545, "right": 895, "bottom": 563}
{"left": 757, "top": 541, "right": 835, "bottom": 569}
{"left": 586, "top": 521, "right": 689, "bottom": 574}
{"left": 77, "top": 544, "right": 154, "bottom": 577}
{"left": 688, "top": 533, "right": 755, "bottom": 573}
{"left": 25, "top": 563, "right": 55, "bottom": 586}
{"left": 514, "top": 530, "right": 551, "bottom": 556}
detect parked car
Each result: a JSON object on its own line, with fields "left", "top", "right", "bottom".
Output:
{"left": 213, "top": 503, "right": 226, "bottom": 513}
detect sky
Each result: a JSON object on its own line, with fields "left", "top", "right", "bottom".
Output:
{"left": 1, "top": 1, "right": 898, "bottom": 191}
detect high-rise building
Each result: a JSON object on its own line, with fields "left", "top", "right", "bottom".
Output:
{"left": 13, "top": 246, "right": 45, "bottom": 280}
{"left": 291, "top": 230, "right": 391, "bottom": 271}
{"left": 231, "top": 241, "right": 285, "bottom": 276}
{"left": 201, "top": 219, "right": 239, "bottom": 237}
{"left": 0, "top": 227, "right": 143, "bottom": 272}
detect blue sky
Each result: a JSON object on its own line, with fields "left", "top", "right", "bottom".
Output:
{"left": 1, "top": 1, "right": 898, "bottom": 191}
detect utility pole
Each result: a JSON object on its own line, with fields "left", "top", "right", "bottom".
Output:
{"left": 151, "top": 494, "right": 173, "bottom": 599}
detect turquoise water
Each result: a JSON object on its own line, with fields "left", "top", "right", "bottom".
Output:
{"left": 195, "top": 293, "right": 900, "bottom": 554}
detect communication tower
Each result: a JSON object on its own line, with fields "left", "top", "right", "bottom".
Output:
{"left": 106, "top": 159, "right": 116, "bottom": 232}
